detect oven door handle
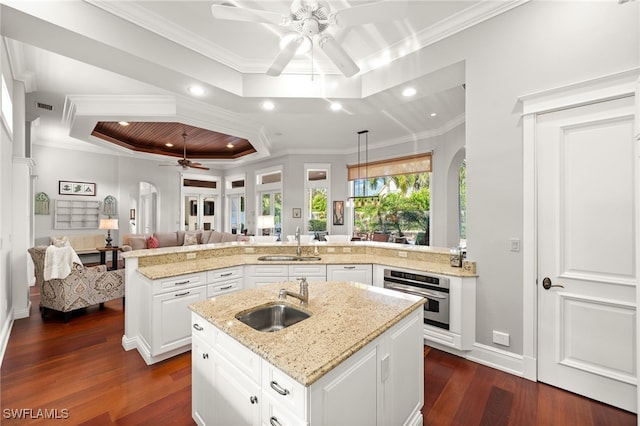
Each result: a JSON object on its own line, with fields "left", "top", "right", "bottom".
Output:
{"left": 384, "top": 282, "right": 448, "bottom": 300}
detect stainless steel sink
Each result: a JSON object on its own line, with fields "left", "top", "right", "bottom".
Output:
{"left": 257, "top": 255, "right": 321, "bottom": 261}
{"left": 235, "top": 303, "right": 311, "bottom": 332}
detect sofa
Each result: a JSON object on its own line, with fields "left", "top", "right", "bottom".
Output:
{"left": 122, "top": 229, "right": 240, "bottom": 251}
{"left": 28, "top": 246, "right": 125, "bottom": 322}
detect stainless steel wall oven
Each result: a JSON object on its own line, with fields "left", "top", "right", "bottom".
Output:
{"left": 383, "top": 269, "right": 450, "bottom": 330}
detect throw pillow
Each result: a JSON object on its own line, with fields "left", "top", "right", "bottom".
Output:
{"left": 147, "top": 235, "right": 159, "bottom": 249}
{"left": 183, "top": 232, "right": 199, "bottom": 246}
{"left": 127, "top": 236, "right": 147, "bottom": 250}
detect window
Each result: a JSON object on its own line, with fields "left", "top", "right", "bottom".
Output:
{"left": 305, "top": 164, "right": 330, "bottom": 235}
{"left": 256, "top": 167, "right": 282, "bottom": 238}
{"left": 348, "top": 153, "right": 431, "bottom": 244}
{"left": 181, "top": 174, "right": 221, "bottom": 231}
{"left": 225, "top": 175, "right": 245, "bottom": 234}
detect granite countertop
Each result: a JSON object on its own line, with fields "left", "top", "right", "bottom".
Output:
{"left": 136, "top": 253, "right": 474, "bottom": 280}
{"left": 189, "top": 280, "right": 425, "bottom": 386}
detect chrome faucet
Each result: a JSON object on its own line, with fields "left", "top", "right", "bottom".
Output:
{"left": 279, "top": 277, "right": 309, "bottom": 306}
{"left": 295, "top": 226, "right": 302, "bottom": 257}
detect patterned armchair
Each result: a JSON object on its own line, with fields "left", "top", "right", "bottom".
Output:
{"left": 28, "top": 246, "right": 125, "bottom": 321}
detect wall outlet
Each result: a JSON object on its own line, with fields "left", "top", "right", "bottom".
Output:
{"left": 398, "top": 251, "right": 408, "bottom": 258}
{"left": 492, "top": 330, "right": 510, "bottom": 347}
{"left": 186, "top": 252, "right": 196, "bottom": 260}
{"left": 342, "top": 247, "right": 351, "bottom": 253}
{"left": 245, "top": 247, "right": 255, "bottom": 253}
{"left": 510, "top": 238, "right": 521, "bottom": 252}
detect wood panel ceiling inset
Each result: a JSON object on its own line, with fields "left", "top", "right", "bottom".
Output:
{"left": 91, "top": 121, "right": 256, "bottom": 160}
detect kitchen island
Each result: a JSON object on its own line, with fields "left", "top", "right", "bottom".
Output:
{"left": 189, "top": 280, "right": 425, "bottom": 426}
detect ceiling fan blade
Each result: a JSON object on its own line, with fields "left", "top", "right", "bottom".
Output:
{"left": 332, "top": 0, "right": 407, "bottom": 28}
{"left": 266, "top": 36, "right": 305, "bottom": 76}
{"left": 211, "top": 4, "right": 290, "bottom": 26}
{"left": 318, "top": 35, "right": 360, "bottom": 77}
{"left": 190, "top": 164, "right": 210, "bottom": 170}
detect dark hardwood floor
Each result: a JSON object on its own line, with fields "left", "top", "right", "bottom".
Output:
{"left": 1, "top": 288, "right": 636, "bottom": 425}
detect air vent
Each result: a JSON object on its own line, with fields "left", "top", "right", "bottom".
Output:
{"left": 36, "top": 102, "right": 53, "bottom": 111}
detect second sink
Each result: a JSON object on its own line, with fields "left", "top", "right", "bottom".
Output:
{"left": 236, "top": 303, "right": 311, "bottom": 332}
{"left": 258, "top": 255, "right": 321, "bottom": 261}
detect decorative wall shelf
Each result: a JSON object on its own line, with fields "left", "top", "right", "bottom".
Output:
{"left": 54, "top": 199, "right": 101, "bottom": 229}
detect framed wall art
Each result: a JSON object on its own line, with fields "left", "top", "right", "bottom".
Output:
{"left": 333, "top": 200, "right": 344, "bottom": 225}
{"left": 59, "top": 181, "right": 96, "bottom": 196}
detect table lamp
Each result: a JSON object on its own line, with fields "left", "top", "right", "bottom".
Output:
{"left": 256, "top": 215, "right": 275, "bottom": 236}
{"left": 99, "top": 218, "right": 119, "bottom": 247}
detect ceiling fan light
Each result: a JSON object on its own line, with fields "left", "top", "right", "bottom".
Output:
{"left": 279, "top": 33, "right": 311, "bottom": 55}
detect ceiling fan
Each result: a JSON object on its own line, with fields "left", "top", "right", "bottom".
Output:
{"left": 160, "top": 132, "right": 210, "bottom": 170}
{"left": 211, "top": 0, "right": 407, "bottom": 77}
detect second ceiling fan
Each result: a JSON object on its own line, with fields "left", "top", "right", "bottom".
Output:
{"left": 211, "top": 0, "right": 407, "bottom": 78}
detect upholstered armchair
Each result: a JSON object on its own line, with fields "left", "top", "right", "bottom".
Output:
{"left": 28, "top": 246, "right": 125, "bottom": 322}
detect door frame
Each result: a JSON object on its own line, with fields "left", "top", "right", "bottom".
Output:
{"left": 520, "top": 68, "right": 640, "bottom": 384}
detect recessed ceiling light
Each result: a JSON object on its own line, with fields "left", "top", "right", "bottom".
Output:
{"left": 402, "top": 87, "right": 417, "bottom": 97}
{"left": 188, "top": 85, "right": 205, "bottom": 96}
{"left": 330, "top": 102, "right": 342, "bottom": 111}
{"left": 118, "top": 121, "right": 130, "bottom": 126}
{"left": 226, "top": 142, "right": 234, "bottom": 149}
{"left": 262, "top": 101, "right": 275, "bottom": 111}
{"left": 165, "top": 143, "right": 174, "bottom": 147}
{"left": 430, "top": 112, "right": 437, "bottom": 117}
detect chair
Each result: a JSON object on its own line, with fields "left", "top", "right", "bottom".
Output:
{"left": 28, "top": 246, "right": 125, "bottom": 322}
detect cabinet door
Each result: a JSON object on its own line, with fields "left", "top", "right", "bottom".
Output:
{"left": 309, "top": 345, "right": 378, "bottom": 426}
{"left": 192, "top": 334, "right": 214, "bottom": 426}
{"left": 213, "top": 352, "right": 261, "bottom": 426}
{"left": 383, "top": 309, "right": 424, "bottom": 426}
{"left": 152, "top": 285, "right": 207, "bottom": 355}
{"left": 326, "top": 264, "right": 372, "bottom": 285}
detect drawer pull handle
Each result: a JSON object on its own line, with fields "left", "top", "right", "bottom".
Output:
{"left": 220, "top": 272, "right": 233, "bottom": 277}
{"left": 175, "top": 280, "right": 191, "bottom": 285}
{"left": 250, "top": 395, "right": 258, "bottom": 404}
{"left": 270, "top": 381, "right": 290, "bottom": 396}
{"left": 220, "top": 285, "right": 233, "bottom": 290}
{"left": 344, "top": 266, "right": 356, "bottom": 269}
{"left": 270, "top": 416, "right": 283, "bottom": 426}
{"left": 193, "top": 323, "right": 204, "bottom": 331}
{"left": 175, "top": 291, "right": 190, "bottom": 297}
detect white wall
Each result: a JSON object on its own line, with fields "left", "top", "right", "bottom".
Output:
{"left": 0, "top": 29, "right": 14, "bottom": 363}
{"left": 401, "top": 1, "right": 638, "bottom": 354}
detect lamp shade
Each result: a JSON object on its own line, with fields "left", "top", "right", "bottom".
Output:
{"left": 256, "top": 215, "right": 275, "bottom": 229}
{"left": 99, "top": 218, "right": 119, "bottom": 230}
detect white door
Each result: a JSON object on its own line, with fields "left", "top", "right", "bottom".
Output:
{"left": 537, "top": 95, "right": 637, "bottom": 412}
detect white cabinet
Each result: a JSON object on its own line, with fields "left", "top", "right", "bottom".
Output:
{"left": 326, "top": 264, "right": 372, "bottom": 285}
{"left": 191, "top": 331, "right": 214, "bottom": 426}
{"left": 245, "top": 264, "right": 327, "bottom": 288}
{"left": 207, "top": 266, "right": 243, "bottom": 297}
{"left": 192, "top": 307, "right": 423, "bottom": 425}
{"left": 151, "top": 279, "right": 207, "bottom": 356}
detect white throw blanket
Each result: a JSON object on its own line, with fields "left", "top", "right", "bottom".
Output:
{"left": 44, "top": 245, "right": 83, "bottom": 281}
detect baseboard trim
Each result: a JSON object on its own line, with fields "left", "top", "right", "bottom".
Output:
{"left": 467, "top": 342, "right": 525, "bottom": 377}
{"left": 0, "top": 309, "right": 15, "bottom": 368}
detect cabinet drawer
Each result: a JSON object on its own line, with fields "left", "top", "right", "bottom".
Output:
{"left": 262, "top": 361, "right": 307, "bottom": 419}
{"left": 214, "top": 328, "right": 261, "bottom": 383}
{"left": 191, "top": 312, "right": 215, "bottom": 344}
{"left": 207, "top": 266, "right": 243, "bottom": 283}
{"left": 261, "top": 396, "right": 305, "bottom": 426}
{"left": 288, "top": 264, "right": 326, "bottom": 279}
{"left": 155, "top": 272, "right": 205, "bottom": 294}
{"left": 207, "top": 278, "right": 241, "bottom": 297}
{"left": 246, "top": 264, "right": 289, "bottom": 276}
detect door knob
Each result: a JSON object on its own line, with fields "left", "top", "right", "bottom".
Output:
{"left": 542, "top": 277, "right": 564, "bottom": 290}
